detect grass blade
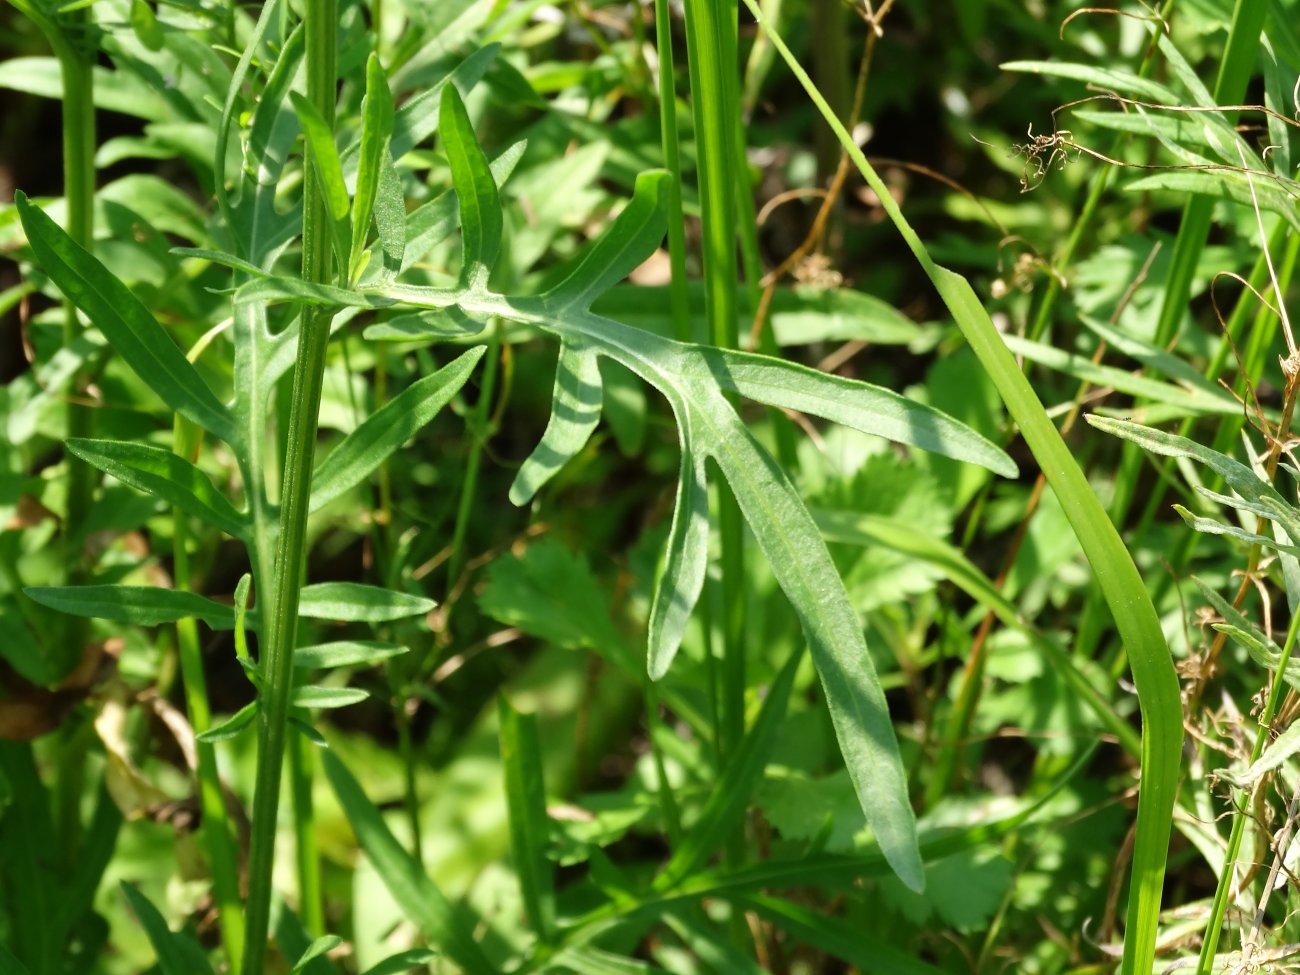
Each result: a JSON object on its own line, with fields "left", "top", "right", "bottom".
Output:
{"left": 743, "top": 7, "right": 1182, "bottom": 971}
{"left": 498, "top": 696, "right": 557, "bottom": 942}
{"left": 321, "top": 750, "right": 498, "bottom": 975}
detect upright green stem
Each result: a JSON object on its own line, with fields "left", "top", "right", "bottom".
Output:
{"left": 682, "top": 0, "right": 746, "bottom": 765}
{"left": 241, "top": 1, "right": 337, "bottom": 970}
{"left": 652, "top": 0, "right": 691, "bottom": 343}
{"left": 173, "top": 417, "right": 245, "bottom": 973}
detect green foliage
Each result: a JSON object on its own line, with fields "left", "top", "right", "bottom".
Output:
{"left": 6, "top": 0, "right": 1300, "bottom": 971}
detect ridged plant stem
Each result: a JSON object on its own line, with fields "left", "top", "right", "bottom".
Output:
{"left": 241, "top": 0, "right": 337, "bottom": 969}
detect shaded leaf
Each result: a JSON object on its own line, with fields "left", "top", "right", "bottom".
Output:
{"left": 311, "top": 347, "right": 484, "bottom": 511}
{"left": 322, "top": 751, "right": 498, "bottom": 975}
{"left": 15, "top": 193, "right": 236, "bottom": 444}
{"left": 438, "top": 85, "right": 500, "bottom": 291}
{"left": 498, "top": 697, "right": 556, "bottom": 941}
{"left": 26, "top": 585, "right": 235, "bottom": 630}
{"left": 67, "top": 439, "right": 248, "bottom": 539}
{"left": 196, "top": 701, "right": 258, "bottom": 743}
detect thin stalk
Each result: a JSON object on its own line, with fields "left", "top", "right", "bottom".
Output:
{"left": 652, "top": 0, "right": 692, "bottom": 343}
{"left": 1195, "top": 608, "right": 1300, "bottom": 973}
{"left": 447, "top": 321, "right": 501, "bottom": 589}
{"left": 241, "top": 0, "right": 338, "bottom": 969}
{"left": 1077, "top": 0, "right": 1270, "bottom": 658}
{"left": 683, "top": 0, "right": 746, "bottom": 768}
{"left": 743, "top": 9, "right": 1181, "bottom": 974}
{"left": 289, "top": 713, "right": 324, "bottom": 933}
{"left": 173, "top": 416, "right": 245, "bottom": 973}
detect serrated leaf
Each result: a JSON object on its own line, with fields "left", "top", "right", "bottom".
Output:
{"left": 350, "top": 54, "right": 394, "bottom": 284}
{"left": 196, "top": 701, "right": 258, "bottom": 743}
{"left": 1224, "top": 718, "right": 1300, "bottom": 787}
{"left": 498, "top": 697, "right": 556, "bottom": 941}
{"left": 439, "top": 85, "right": 500, "bottom": 291}
{"left": 510, "top": 342, "right": 603, "bottom": 504}
{"left": 14, "top": 192, "right": 236, "bottom": 444}
{"left": 322, "top": 751, "right": 498, "bottom": 975}
{"left": 26, "top": 585, "right": 235, "bottom": 629}
{"left": 293, "top": 641, "right": 407, "bottom": 669}
{"left": 291, "top": 686, "right": 370, "bottom": 709}
{"left": 67, "top": 438, "right": 248, "bottom": 539}
{"left": 298, "top": 582, "right": 435, "bottom": 622}
{"left": 999, "top": 59, "right": 1178, "bottom": 102}
{"left": 1174, "top": 504, "right": 1300, "bottom": 557}
{"left": 478, "top": 539, "right": 623, "bottom": 652}
{"left": 1088, "top": 416, "right": 1300, "bottom": 547}
{"left": 311, "top": 346, "right": 484, "bottom": 511}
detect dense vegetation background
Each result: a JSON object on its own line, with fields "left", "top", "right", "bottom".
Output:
{"left": 2, "top": 0, "right": 1299, "bottom": 972}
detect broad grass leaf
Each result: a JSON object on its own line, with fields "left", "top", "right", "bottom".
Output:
{"left": 1002, "top": 333, "right": 1238, "bottom": 417}
{"left": 67, "top": 438, "right": 248, "bottom": 539}
{"left": 350, "top": 54, "right": 394, "bottom": 284}
{"left": 509, "top": 342, "right": 603, "bottom": 504}
{"left": 293, "top": 641, "right": 407, "bottom": 669}
{"left": 498, "top": 697, "right": 557, "bottom": 941}
{"left": 740, "top": 895, "right": 946, "bottom": 975}
{"left": 653, "top": 649, "right": 799, "bottom": 891}
{"left": 1124, "top": 171, "right": 1300, "bottom": 234}
{"left": 291, "top": 686, "right": 369, "bottom": 709}
{"left": 121, "top": 883, "right": 215, "bottom": 975}
{"left": 297, "top": 582, "right": 435, "bottom": 622}
{"left": 999, "top": 59, "right": 1177, "bottom": 102}
{"left": 15, "top": 192, "right": 236, "bottom": 444}
{"left": 26, "top": 585, "right": 235, "bottom": 629}
{"left": 310, "top": 346, "right": 484, "bottom": 511}
{"left": 439, "top": 86, "right": 501, "bottom": 291}
{"left": 322, "top": 751, "right": 498, "bottom": 975}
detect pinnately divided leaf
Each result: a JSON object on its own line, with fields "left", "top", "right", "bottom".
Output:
{"left": 237, "top": 85, "right": 1031, "bottom": 893}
